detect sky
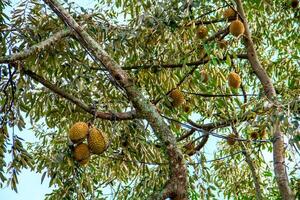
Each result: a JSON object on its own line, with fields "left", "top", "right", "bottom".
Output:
{"left": 0, "top": 1, "right": 96, "bottom": 199}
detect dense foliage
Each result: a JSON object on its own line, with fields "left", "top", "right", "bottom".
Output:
{"left": 0, "top": 0, "right": 299, "bottom": 199}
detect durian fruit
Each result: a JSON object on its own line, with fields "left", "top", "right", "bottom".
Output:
{"left": 229, "top": 20, "right": 245, "bottom": 37}
{"left": 69, "top": 122, "right": 89, "bottom": 144}
{"left": 228, "top": 72, "right": 241, "bottom": 89}
{"left": 169, "top": 89, "right": 185, "bottom": 107}
{"left": 223, "top": 7, "right": 236, "bottom": 19}
{"left": 200, "top": 69, "right": 208, "bottom": 83}
{"left": 88, "top": 127, "right": 109, "bottom": 155}
{"left": 291, "top": 0, "right": 299, "bottom": 8}
{"left": 227, "top": 133, "right": 236, "bottom": 145}
{"left": 218, "top": 40, "right": 228, "bottom": 49}
{"left": 197, "top": 26, "right": 208, "bottom": 39}
{"left": 250, "top": 132, "right": 258, "bottom": 140}
{"left": 74, "top": 143, "right": 90, "bottom": 164}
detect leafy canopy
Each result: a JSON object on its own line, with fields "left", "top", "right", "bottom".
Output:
{"left": 0, "top": 0, "right": 299, "bottom": 199}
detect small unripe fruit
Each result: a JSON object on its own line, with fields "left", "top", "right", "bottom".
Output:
{"left": 197, "top": 26, "right": 208, "bottom": 39}
{"left": 200, "top": 70, "right": 208, "bottom": 83}
{"left": 250, "top": 132, "right": 258, "bottom": 140}
{"left": 227, "top": 133, "right": 236, "bottom": 145}
{"left": 230, "top": 20, "right": 245, "bottom": 37}
{"left": 183, "top": 104, "right": 191, "bottom": 113}
{"left": 228, "top": 72, "right": 241, "bottom": 89}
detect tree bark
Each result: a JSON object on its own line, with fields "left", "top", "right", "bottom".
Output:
{"left": 22, "top": 68, "right": 137, "bottom": 121}
{"left": 235, "top": 0, "right": 294, "bottom": 199}
{"left": 42, "top": 0, "right": 188, "bottom": 199}
{"left": 240, "top": 143, "right": 263, "bottom": 200}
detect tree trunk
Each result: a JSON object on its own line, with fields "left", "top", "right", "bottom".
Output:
{"left": 235, "top": 0, "right": 294, "bottom": 199}
{"left": 43, "top": 0, "right": 188, "bottom": 199}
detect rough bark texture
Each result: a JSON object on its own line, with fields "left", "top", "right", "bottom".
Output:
{"left": 0, "top": 30, "right": 70, "bottom": 64}
{"left": 43, "top": 0, "right": 187, "bottom": 199}
{"left": 235, "top": 0, "right": 294, "bottom": 199}
{"left": 240, "top": 143, "right": 263, "bottom": 200}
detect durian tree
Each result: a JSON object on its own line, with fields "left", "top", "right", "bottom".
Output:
{"left": 0, "top": 0, "right": 299, "bottom": 199}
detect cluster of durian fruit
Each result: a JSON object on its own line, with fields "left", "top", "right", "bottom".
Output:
{"left": 195, "top": 7, "right": 244, "bottom": 93}
{"left": 68, "top": 122, "right": 109, "bottom": 166}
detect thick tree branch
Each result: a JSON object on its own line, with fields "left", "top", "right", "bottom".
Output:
{"left": 177, "top": 128, "right": 196, "bottom": 142}
{"left": 235, "top": 1, "right": 294, "bottom": 199}
{"left": 22, "top": 68, "right": 136, "bottom": 121}
{"left": 0, "top": 30, "right": 70, "bottom": 64}
{"left": 186, "top": 134, "right": 209, "bottom": 156}
{"left": 43, "top": 0, "right": 188, "bottom": 199}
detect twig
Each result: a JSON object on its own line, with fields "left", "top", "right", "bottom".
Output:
{"left": 182, "top": 91, "right": 257, "bottom": 97}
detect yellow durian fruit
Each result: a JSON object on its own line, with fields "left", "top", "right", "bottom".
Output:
{"left": 88, "top": 127, "right": 109, "bottom": 155}
{"left": 69, "top": 122, "right": 89, "bottom": 144}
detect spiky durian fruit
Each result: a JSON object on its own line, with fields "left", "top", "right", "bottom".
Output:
{"left": 200, "top": 69, "right": 208, "bottom": 83}
{"left": 223, "top": 7, "right": 236, "bottom": 19}
{"left": 228, "top": 72, "right": 241, "bottom": 89}
{"left": 291, "top": 0, "right": 299, "bottom": 8}
{"left": 227, "top": 133, "right": 236, "bottom": 145}
{"left": 69, "top": 122, "right": 89, "bottom": 143}
{"left": 74, "top": 143, "right": 90, "bottom": 164}
{"left": 250, "top": 132, "right": 258, "bottom": 140}
{"left": 169, "top": 89, "right": 185, "bottom": 107}
{"left": 197, "top": 26, "right": 208, "bottom": 39}
{"left": 229, "top": 20, "right": 245, "bottom": 37}
{"left": 88, "top": 127, "right": 109, "bottom": 155}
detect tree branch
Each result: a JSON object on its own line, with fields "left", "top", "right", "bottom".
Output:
{"left": 235, "top": 1, "right": 294, "bottom": 199}
{"left": 21, "top": 68, "right": 136, "bottom": 121}
{"left": 0, "top": 30, "right": 70, "bottom": 64}
{"left": 182, "top": 91, "right": 257, "bottom": 97}
{"left": 186, "top": 134, "right": 209, "bottom": 156}
{"left": 123, "top": 53, "right": 247, "bottom": 70}
{"left": 232, "top": 125, "right": 263, "bottom": 200}
{"left": 241, "top": 144, "right": 263, "bottom": 200}
{"left": 43, "top": 0, "right": 188, "bottom": 199}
